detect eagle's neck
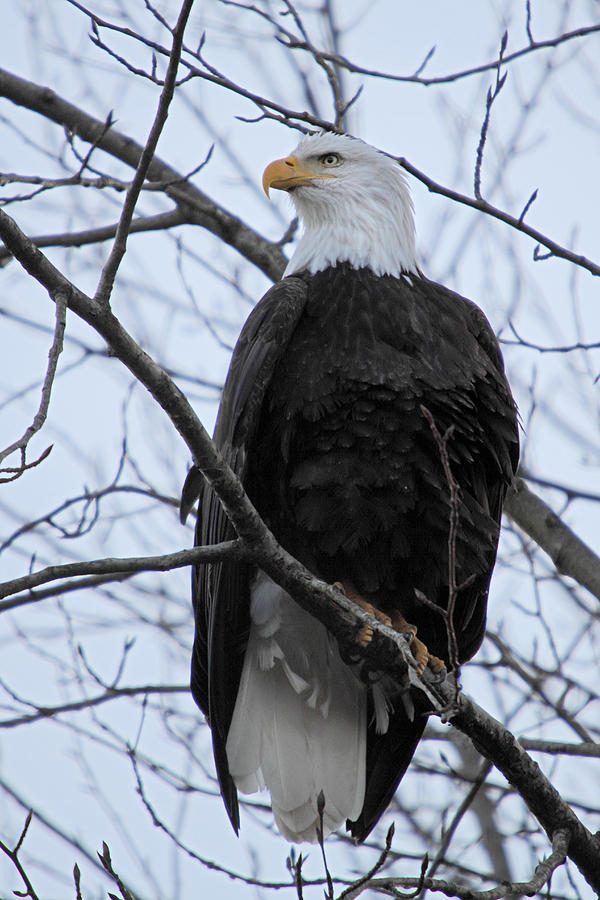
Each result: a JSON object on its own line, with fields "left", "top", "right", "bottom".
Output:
{"left": 283, "top": 178, "right": 419, "bottom": 278}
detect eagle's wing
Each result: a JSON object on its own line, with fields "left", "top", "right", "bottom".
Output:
{"left": 348, "top": 283, "right": 519, "bottom": 843}
{"left": 181, "top": 275, "right": 308, "bottom": 832}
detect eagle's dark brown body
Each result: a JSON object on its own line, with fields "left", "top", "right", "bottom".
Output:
{"left": 188, "top": 262, "right": 519, "bottom": 841}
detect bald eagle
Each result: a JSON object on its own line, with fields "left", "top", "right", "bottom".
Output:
{"left": 182, "top": 132, "right": 519, "bottom": 844}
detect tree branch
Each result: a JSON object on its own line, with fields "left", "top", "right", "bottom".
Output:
{"left": 282, "top": 22, "right": 600, "bottom": 87}
{"left": 397, "top": 156, "right": 600, "bottom": 277}
{"left": 0, "top": 67, "right": 286, "bottom": 282}
{"left": 446, "top": 690, "right": 600, "bottom": 891}
{"left": 94, "top": 0, "right": 194, "bottom": 305}
{"left": 0, "top": 288, "right": 65, "bottom": 475}
{"left": 505, "top": 477, "right": 600, "bottom": 602}
{"left": 0, "top": 542, "right": 242, "bottom": 605}
{"left": 0, "top": 683, "right": 188, "bottom": 729}
{"left": 0, "top": 210, "right": 188, "bottom": 267}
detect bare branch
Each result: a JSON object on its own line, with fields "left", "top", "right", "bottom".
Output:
{"left": 397, "top": 155, "right": 600, "bottom": 277}
{"left": 474, "top": 32, "right": 508, "bottom": 201}
{"left": 0, "top": 210, "right": 187, "bottom": 266}
{"left": 0, "top": 683, "right": 188, "bottom": 729}
{"left": 0, "top": 812, "right": 40, "bottom": 900}
{"left": 0, "top": 288, "right": 65, "bottom": 474}
{"left": 282, "top": 22, "right": 600, "bottom": 87}
{"left": 0, "top": 542, "right": 242, "bottom": 603}
{"left": 0, "top": 67, "right": 286, "bottom": 281}
{"left": 94, "top": 0, "right": 195, "bottom": 305}
{"left": 518, "top": 738, "right": 600, "bottom": 758}
{"left": 505, "top": 478, "right": 600, "bottom": 602}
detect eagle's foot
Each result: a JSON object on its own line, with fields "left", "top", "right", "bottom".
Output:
{"left": 333, "top": 580, "right": 392, "bottom": 647}
{"left": 389, "top": 611, "right": 446, "bottom": 677}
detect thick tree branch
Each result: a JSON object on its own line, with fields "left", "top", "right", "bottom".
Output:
{"left": 446, "top": 690, "right": 600, "bottom": 891}
{"left": 505, "top": 477, "right": 600, "bottom": 601}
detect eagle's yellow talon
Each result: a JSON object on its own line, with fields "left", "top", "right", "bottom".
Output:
{"left": 334, "top": 581, "right": 392, "bottom": 636}
{"left": 389, "top": 612, "right": 446, "bottom": 676}
{"left": 356, "top": 624, "right": 374, "bottom": 647}
{"left": 410, "top": 635, "right": 430, "bottom": 675}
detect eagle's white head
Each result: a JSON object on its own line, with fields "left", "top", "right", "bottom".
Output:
{"left": 263, "top": 131, "right": 419, "bottom": 278}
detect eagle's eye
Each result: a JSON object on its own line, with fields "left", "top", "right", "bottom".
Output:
{"left": 319, "top": 153, "right": 342, "bottom": 167}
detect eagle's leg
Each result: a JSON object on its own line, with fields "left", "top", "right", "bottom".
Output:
{"left": 333, "top": 580, "right": 392, "bottom": 648}
{"left": 389, "top": 611, "right": 446, "bottom": 676}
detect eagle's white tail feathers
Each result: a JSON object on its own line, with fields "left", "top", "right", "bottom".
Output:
{"left": 226, "top": 572, "right": 366, "bottom": 843}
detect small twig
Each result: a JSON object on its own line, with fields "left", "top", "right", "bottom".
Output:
{"left": 94, "top": 0, "right": 195, "bottom": 305}
{"left": 419, "top": 406, "right": 462, "bottom": 673}
{"left": 0, "top": 811, "right": 40, "bottom": 900}
{"left": 503, "top": 320, "right": 600, "bottom": 354}
{"left": 73, "top": 863, "right": 83, "bottom": 900}
{"left": 0, "top": 288, "right": 66, "bottom": 471}
{"left": 97, "top": 842, "right": 137, "bottom": 900}
{"left": 412, "top": 45, "right": 436, "bottom": 78}
{"left": 525, "top": 0, "right": 535, "bottom": 45}
{"left": 0, "top": 445, "right": 53, "bottom": 484}
{"left": 316, "top": 791, "right": 334, "bottom": 899}
{"left": 286, "top": 847, "right": 305, "bottom": 900}
{"left": 474, "top": 31, "right": 508, "bottom": 200}
{"left": 338, "top": 823, "right": 397, "bottom": 899}
{"left": 533, "top": 244, "right": 554, "bottom": 262}
{"left": 518, "top": 187, "right": 538, "bottom": 224}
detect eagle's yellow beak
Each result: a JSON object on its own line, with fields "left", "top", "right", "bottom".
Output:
{"left": 262, "top": 156, "right": 335, "bottom": 196}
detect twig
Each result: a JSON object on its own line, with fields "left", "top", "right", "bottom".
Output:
{"left": 0, "top": 541, "right": 244, "bottom": 602}
{"left": 94, "top": 0, "right": 195, "bottom": 305}
{"left": 474, "top": 32, "right": 508, "bottom": 200}
{"left": 419, "top": 406, "right": 462, "bottom": 674}
{"left": 518, "top": 738, "right": 600, "bottom": 757}
{"left": 338, "top": 823, "right": 399, "bottom": 899}
{"left": 0, "top": 288, "right": 66, "bottom": 472}
{"left": 0, "top": 683, "right": 188, "bottom": 728}
{"left": 97, "top": 843, "right": 138, "bottom": 900}
{"left": 503, "top": 321, "right": 600, "bottom": 354}
{"left": 0, "top": 811, "right": 40, "bottom": 900}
